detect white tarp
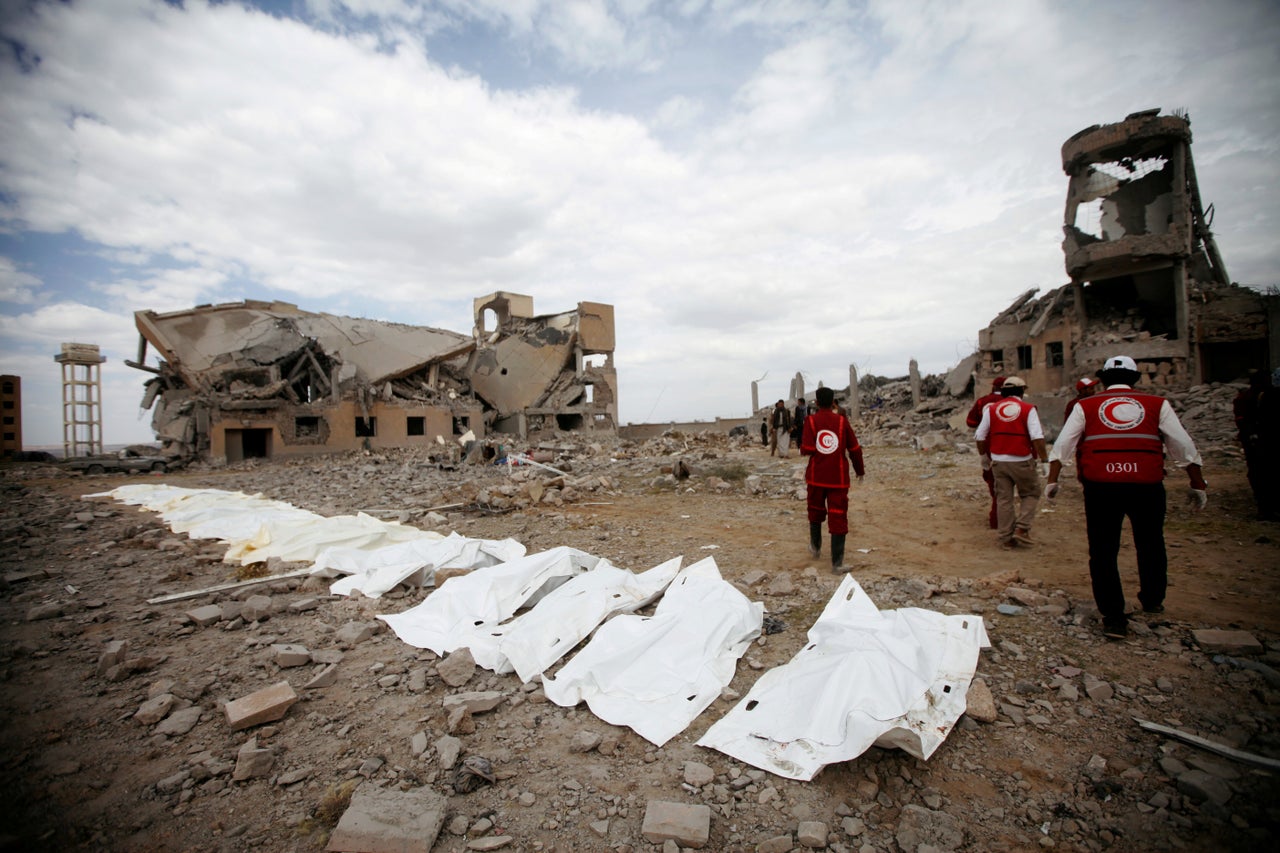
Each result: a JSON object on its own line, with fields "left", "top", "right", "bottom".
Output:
{"left": 378, "top": 546, "right": 600, "bottom": 655}
{"left": 474, "top": 556, "right": 683, "bottom": 680}
{"left": 312, "top": 532, "right": 528, "bottom": 598}
{"left": 696, "top": 575, "right": 989, "bottom": 780}
{"left": 541, "top": 557, "right": 764, "bottom": 747}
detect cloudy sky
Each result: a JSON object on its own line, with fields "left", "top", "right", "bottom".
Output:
{"left": 1, "top": 0, "right": 1277, "bottom": 447}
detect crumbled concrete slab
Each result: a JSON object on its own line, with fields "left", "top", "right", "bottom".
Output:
{"left": 325, "top": 784, "right": 446, "bottom": 853}
{"left": 232, "top": 736, "right": 274, "bottom": 781}
{"left": 96, "top": 639, "right": 128, "bottom": 677}
{"left": 304, "top": 663, "right": 339, "bottom": 689}
{"left": 186, "top": 604, "right": 222, "bottom": 627}
{"left": 641, "top": 800, "right": 711, "bottom": 849}
{"left": 442, "top": 691, "right": 504, "bottom": 714}
{"left": 224, "top": 681, "right": 298, "bottom": 730}
{"left": 272, "top": 643, "right": 311, "bottom": 667}
{"left": 154, "top": 706, "right": 203, "bottom": 737}
{"left": 436, "top": 648, "right": 476, "bottom": 687}
{"left": 135, "top": 693, "right": 177, "bottom": 725}
{"left": 1193, "top": 629, "right": 1263, "bottom": 656}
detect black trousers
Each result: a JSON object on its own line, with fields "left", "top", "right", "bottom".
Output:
{"left": 1082, "top": 481, "right": 1167, "bottom": 619}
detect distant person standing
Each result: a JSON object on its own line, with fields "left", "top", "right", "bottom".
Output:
{"left": 791, "top": 398, "right": 809, "bottom": 448}
{"left": 967, "top": 376, "right": 1007, "bottom": 529}
{"left": 1045, "top": 355, "right": 1207, "bottom": 640}
{"left": 1065, "top": 376, "right": 1100, "bottom": 419}
{"left": 769, "top": 400, "right": 792, "bottom": 458}
{"left": 1234, "top": 370, "right": 1279, "bottom": 520}
{"left": 760, "top": 416, "right": 769, "bottom": 447}
{"left": 801, "top": 386, "right": 865, "bottom": 572}
{"left": 974, "top": 377, "right": 1047, "bottom": 548}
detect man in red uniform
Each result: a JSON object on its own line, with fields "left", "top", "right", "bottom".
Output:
{"left": 1064, "top": 376, "right": 1099, "bottom": 420}
{"left": 967, "top": 376, "right": 1006, "bottom": 529}
{"left": 801, "top": 386, "right": 865, "bottom": 572}
{"left": 975, "top": 377, "right": 1047, "bottom": 547}
{"left": 1045, "top": 355, "right": 1207, "bottom": 640}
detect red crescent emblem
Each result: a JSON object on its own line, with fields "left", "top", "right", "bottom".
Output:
{"left": 1098, "top": 397, "right": 1145, "bottom": 431}
{"left": 816, "top": 429, "right": 839, "bottom": 454}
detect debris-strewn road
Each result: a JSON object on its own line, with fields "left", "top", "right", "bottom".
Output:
{"left": 1, "top": 433, "right": 1276, "bottom": 852}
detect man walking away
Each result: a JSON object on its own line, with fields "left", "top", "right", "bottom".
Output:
{"left": 974, "top": 377, "right": 1047, "bottom": 547}
{"left": 801, "top": 386, "right": 865, "bottom": 572}
{"left": 1045, "top": 355, "right": 1207, "bottom": 640}
{"left": 967, "top": 376, "right": 1007, "bottom": 529}
{"left": 770, "top": 400, "right": 792, "bottom": 458}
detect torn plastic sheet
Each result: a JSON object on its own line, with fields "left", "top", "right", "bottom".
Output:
{"left": 696, "top": 575, "right": 989, "bottom": 780}
{"left": 468, "top": 556, "right": 683, "bottom": 680}
{"left": 312, "top": 533, "right": 528, "bottom": 599}
{"left": 378, "top": 546, "right": 600, "bottom": 655}
{"left": 541, "top": 557, "right": 764, "bottom": 747}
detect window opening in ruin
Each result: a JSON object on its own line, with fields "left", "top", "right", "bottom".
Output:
{"left": 2, "top": 417, "right": 11, "bottom": 425}
{"left": 1072, "top": 156, "right": 1171, "bottom": 240}
{"left": 1, "top": 382, "right": 12, "bottom": 393}
{"left": 1045, "top": 342, "right": 1064, "bottom": 368}
{"left": 1083, "top": 274, "right": 1178, "bottom": 339}
{"left": 225, "top": 428, "right": 271, "bottom": 462}
{"left": 594, "top": 414, "right": 610, "bottom": 427}
{"left": 583, "top": 354, "right": 608, "bottom": 369}
{"left": 355, "top": 417, "right": 377, "bottom": 437}
{"left": 556, "top": 413, "right": 584, "bottom": 431}
{"left": 1016, "top": 346, "right": 1033, "bottom": 371}
{"left": 582, "top": 384, "right": 594, "bottom": 404}
{"left": 983, "top": 349, "right": 1003, "bottom": 372}
{"left": 2, "top": 401, "right": 12, "bottom": 410}
{"left": 3, "top": 433, "right": 12, "bottom": 441}
{"left": 407, "top": 416, "right": 425, "bottom": 436}
{"left": 452, "top": 416, "right": 469, "bottom": 436}
{"left": 295, "top": 416, "right": 320, "bottom": 437}
{"left": 1201, "top": 341, "right": 1267, "bottom": 385}
{"left": 479, "top": 308, "right": 499, "bottom": 336}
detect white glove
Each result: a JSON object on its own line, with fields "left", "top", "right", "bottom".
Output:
{"left": 980, "top": 454, "right": 992, "bottom": 471}
{"left": 1039, "top": 462, "right": 1050, "bottom": 479}
{"left": 1044, "top": 483, "right": 1060, "bottom": 500}
{"left": 1188, "top": 488, "right": 1208, "bottom": 511}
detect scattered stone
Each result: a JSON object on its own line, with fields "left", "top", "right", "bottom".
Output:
{"left": 436, "top": 736, "right": 462, "bottom": 770}
{"left": 272, "top": 644, "right": 311, "bottom": 667}
{"left": 335, "top": 621, "right": 377, "bottom": 646}
{"left": 224, "top": 681, "right": 299, "bottom": 730}
{"left": 437, "top": 648, "right": 477, "bottom": 687}
{"left": 135, "top": 693, "right": 177, "bottom": 725}
{"left": 895, "top": 804, "right": 963, "bottom": 851}
{"left": 1177, "top": 770, "right": 1233, "bottom": 806}
{"left": 570, "top": 731, "right": 602, "bottom": 754}
{"left": 756, "top": 836, "right": 792, "bottom": 853}
{"left": 186, "top": 604, "right": 222, "bottom": 627}
{"left": 797, "top": 820, "right": 828, "bottom": 848}
{"left": 1084, "top": 677, "right": 1114, "bottom": 702}
{"left": 1192, "top": 629, "right": 1264, "bottom": 656}
{"left": 683, "top": 761, "right": 715, "bottom": 787}
{"left": 241, "top": 594, "right": 273, "bottom": 622}
{"left": 26, "top": 602, "right": 65, "bottom": 622}
{"left": 1005, "top": 587, "right": 1048, "bottom": 607}
{"left": 641, "top": 800, "right": 711, "bottom": 849}
{"left": 996, "top": 604, "right": 1025, "bottom": 616}
{"left": 411, "top": 731, "right": 429, "bottom": 756}
{"left": 446, "top": 705, "right": 474, "bottom": 734}
{"left": 442, "top": 691, "right": 504, "bottom": 715}
{"left": 277, "top": 767, "right": 311, "bottom": 785}
{"left": 965, "top": 678, "right": 998, "bottom": 723}
{"left": 304, "top": 663, "right": 339, "bottom": 689}
{"left": 312, "top": 648, "right": 345, "bottom": 665}
{"left": 232, "top": 736, "right": 274, "bottom": 781}
{"left": 96, "top": 639, "right": 129, "bottom": 677}
{"left": 589, "top": 819, "right": 610, "bottom": 838}
{"left": 466, "top": 838, "right": 513, "bottom": 851}
{"left": 326, "top": 783, "right": 446, "bottom": 853}
{"left": 154, "top": 706, "right": 203, "bottom": 737}
{"left": 358, "top": 757, "right": 384, "bottom": 778}
{"left": 288, "top": 597, "right": 320, "bottom": 613}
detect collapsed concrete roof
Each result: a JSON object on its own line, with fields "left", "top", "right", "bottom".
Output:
{"left": 128, "top": 294, "right": 618, "bottom": 463}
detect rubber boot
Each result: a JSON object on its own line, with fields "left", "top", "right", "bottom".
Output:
{"left": 808, "top": 522, "right": 822, "bottom": 558}
{"left": 831, "top": 534, "right": 846, "bottom": 574}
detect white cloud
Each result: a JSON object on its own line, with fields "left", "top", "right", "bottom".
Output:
{"left": 0, "top": 257, "right": 40, "bottom": 304}
{"left": 0, "top": 0, "right": 1277, "bottom": 439}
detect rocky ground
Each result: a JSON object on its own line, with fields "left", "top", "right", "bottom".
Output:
{"left": 1, "top": 419, "right": 1277, "bottom": 852}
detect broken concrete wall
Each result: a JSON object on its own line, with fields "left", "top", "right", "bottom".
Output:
{"left": 971, "top": 109, "right": 1272, "bottom": 398}
{"left": 130, "top": 293, "right": 617, "bottom": 463}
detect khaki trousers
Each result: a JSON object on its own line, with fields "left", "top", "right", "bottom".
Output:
{"left": 992, "top": 459, "right": 1040, "bottom": 541}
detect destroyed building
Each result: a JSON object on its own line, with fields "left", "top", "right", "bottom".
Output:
{"left": 129, "top": 292, "right": 617, "bottom": 462}
{"left": 975, "top": 109, "right": 1275, "bottom": 394}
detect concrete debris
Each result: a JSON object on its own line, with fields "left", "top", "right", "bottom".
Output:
{"left": 325, "top": 784, "right": 446, "bottom": 853}
{"left": 641, "top": 800, "right": 711, "bottom": 849}
{"left": 224, "top": 681, "right": 299, "bottom": 730}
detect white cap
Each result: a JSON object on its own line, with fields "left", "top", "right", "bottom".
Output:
{"left": 1001, "top": 376, "right": 1027, "bottom": 388}
{"left": 1102, "top": 355, "right": 1138, "bottom": 372}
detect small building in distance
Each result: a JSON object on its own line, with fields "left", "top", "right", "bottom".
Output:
{"left": 976, "top": 109, "right": 1275, "bottom": 395}
{"left": 129, "top": 292, "right": 617, "bottom": 463}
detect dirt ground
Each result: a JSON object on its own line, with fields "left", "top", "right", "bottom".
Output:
{"left": 0, "top": 433, "right": 1277, "bottom": 853}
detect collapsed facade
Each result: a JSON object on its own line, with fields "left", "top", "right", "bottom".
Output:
{"left": 976, "top": 109, "right": 1275, "bottom": 394}
{"left": 129, "top": 292, "right": 617, "bottom": 462}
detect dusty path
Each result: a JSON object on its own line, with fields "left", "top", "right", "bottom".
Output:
{"left": 0, "top": 438, "right": 1276, "bottom": 852}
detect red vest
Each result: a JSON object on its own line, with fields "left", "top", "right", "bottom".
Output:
{"left": 987, "top": 398, "right": 1034, "bottom": 457}
{"left": 1077, "top": 390, "right": 1165, "bottom": 483}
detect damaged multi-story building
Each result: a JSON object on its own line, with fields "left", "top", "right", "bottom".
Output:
{"left": 128, "top": 292, "right": 617, "bottom": 463}
{"left": 974, "top": 109, "right": 1276, "bottom": 398}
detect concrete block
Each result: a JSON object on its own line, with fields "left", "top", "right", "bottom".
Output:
{"left": 304, "top": 663, "right": 339, "bottom": 689}
{"left": 757, "top": 836, "right": 792, "bottom": 853}
{"left": 97, "top": 640, "right": 129, "bottom": 677}
{"left": 224, "top": 681, "right": 299, "bottom": 730}
{"left": 326, "top": 784, "right": 446, "bottom": 853}
{"left": 232, "top": 736, "right": 275, "bottom": 781}
{"left": 241, "top": 594, "right": 274, "bottom": 622}
{"left": 1176, "top": 769, "right": 1233, "bottom": 805}
{"left": 186, "top": 604, "right": 223, "bottom": 627}
{"left": 797, "top": 821, "right": 828, "bottom": 848}
{"left": 641, "top": 800, "right": 711, "bottom": 849}
{"left": 288, "top": 597, "right": 321, "bottom": 613}
{"left": 964, "top": 678, "right": 998, "bottom": 723}
{"left": 135, "top": 693, "right": 177, "bottom": 725}
{"left": 272, "top": 644, "right": 312, "bottom": 667}
{"left": 1193, "top": 629, "right": 1264, "bottom": 656}
{"left": 442, "top": 691, "right": 504, "bottom": 714}
{"left": 154, "top": 706, "right": 203, "bottom": 736}
{"left": 336, "top": 621, "right": 376, "bottom": 646}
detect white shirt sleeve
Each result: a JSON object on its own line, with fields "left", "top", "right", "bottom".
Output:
{"left": 1049, "top": 405, "right": 1086, "bottom": 464}
{"left": 1159, "top": 400, "right": 1203, "bottom": 466}
{"left": 1027, "top": 407, "right": 1044, "bottom": 441}
{"left": 974, "top": 405, "right": 993, "bottom": 441}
